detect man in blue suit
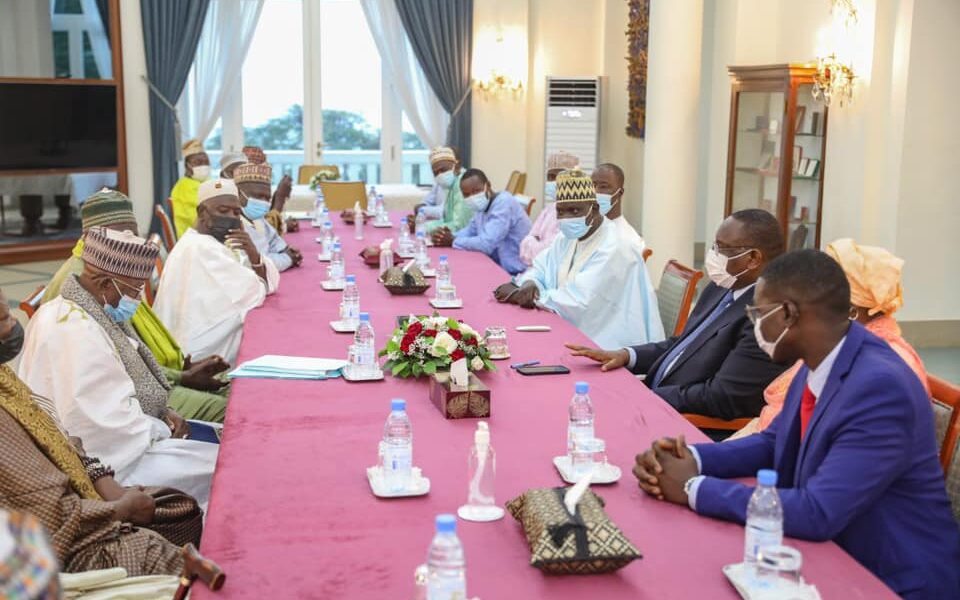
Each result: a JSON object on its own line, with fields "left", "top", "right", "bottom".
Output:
{"left": 633, "top": 249, "right": 960, "bottom": 599}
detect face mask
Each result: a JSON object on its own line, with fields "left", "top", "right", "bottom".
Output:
{"left": 190, "top": 165, "right": 210, "bottom": 181}
{"left": 544, "top": 181, "right": 557, "bottom": 202}
{"left": 596, "top": 189, "right": 621, "bottom": 216}
{"left": 753, "top": 304, "right": 789, "bottom": 360}
{"left": 0, "top": 321, "right": 25, "bottom": 364}
{"left": 435, "top": 170, "right": 455, "bottom": 189}
{"left": 242, "top": 197, "right": 271, "bottom": 220}
{"left": 103, "top": 280, "right": 141, "bottom": 324}
{"left": 705, "top": 247, "right": 753, "bottom": 289}
{"left": 207, "top": 215, "right": 242, "bottom": 243}
{"left": 558, "top": 216, "right": 591, "bottom": 240}
{"left": 466, "top": 192, "right": 489, "bottom": 213}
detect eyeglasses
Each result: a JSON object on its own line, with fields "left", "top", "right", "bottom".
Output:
{"left": 112, "top": 279, "right": 145, "bottom": 299}
{"left": 745, "top": 303, "right": 784, "bottom": 325}
{"left": 711, "top": 242, "right": 754, "bottom": 257}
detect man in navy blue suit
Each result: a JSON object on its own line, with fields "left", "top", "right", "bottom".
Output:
{"left": 633, "top": 249, "right": 960, "bottom": 599}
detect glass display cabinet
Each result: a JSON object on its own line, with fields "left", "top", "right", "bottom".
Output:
{"left": 725, "top": 64, "right": 828, "bottom": 250}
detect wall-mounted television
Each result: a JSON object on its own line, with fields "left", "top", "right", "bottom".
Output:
{"left": 0, "top": 82, "right": 118, "bottom": 171}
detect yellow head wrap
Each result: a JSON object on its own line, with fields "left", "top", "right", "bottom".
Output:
{"left": 825, "top": 238, "right": 904, "bottom": 316}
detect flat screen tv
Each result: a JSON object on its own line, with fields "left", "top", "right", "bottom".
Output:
{"left": 0, "top": 82, "right": 118, "bottom": 171}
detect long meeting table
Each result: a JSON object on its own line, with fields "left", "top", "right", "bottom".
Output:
{"left": 193, "top": 213, "right": 895, "bottom": 599}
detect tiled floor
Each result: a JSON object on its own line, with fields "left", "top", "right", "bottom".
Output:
{"left": 2, "top": 260, "right": 957, "bottom": 384}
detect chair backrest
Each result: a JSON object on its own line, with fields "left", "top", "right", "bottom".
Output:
{"left": 19, "top": 285, "right": 46, "bottom": 319}
{"left": 155, "top": 205, "right": 176, "bottom": 252}
{"left": 682, "top": 413, "right": 752, "bottom": 432}
{"left": 656, "top": 260, "right": 703, "bottom": 337}
{"left": 930, "top": 374, "right": 960, "bottom": 522}
{"left": 318, "top": 181, "right": 367, "bottom": 211}
{"left": 145, "top": 233, "right": 166, "bottom": 306}
{"left": 513, "top": 194, "right": 536, "bottom": 216}
{"left": 164, "top": 197, "right": 176, "bottom": 225}
{"left": 505, "top": 170, "right": 521, "bottom": 195}
{"left": 515, "top": 172, "right": 527, "bottom": 195}
{"left": 642, "top": 247, "right": 652, "bottom": 263}
{"left": 298, "top": 164, "right": 341, "bottom": 185}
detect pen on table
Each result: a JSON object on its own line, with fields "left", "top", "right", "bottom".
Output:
{"left": 510, "top": 360, "right": 540, "bottom": 369}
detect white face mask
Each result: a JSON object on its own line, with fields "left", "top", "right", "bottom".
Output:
{"left": 705, "top": 247, "right": 753, "bottom": 289}
{"left": 466, "top": 192, "right": 489, "bottom": 213}
{"left": 190, "top": 165, "right": 211, "bottom": 181}
{"left": 753, "top": 304, "right": 789, "bottom": 359}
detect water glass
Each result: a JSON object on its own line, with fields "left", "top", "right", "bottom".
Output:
{"left": 436, "top": 283, "right": 457, "bottom": 302}
{"left": 484, "top": 326, "right": 508, "bottom": 357}
{"left": 756, "top": 545, "right": 803, "bottom": 589}
{"left": 571, "top": 438, "right": 605, "bottom": 480}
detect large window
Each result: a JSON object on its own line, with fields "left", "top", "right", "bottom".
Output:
{"left": 200, "top": 0, "right": 428, "bottom": 186}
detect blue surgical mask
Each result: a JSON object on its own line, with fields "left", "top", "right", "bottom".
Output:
{"left": 104, "top": 280, "right": 141, "bottom": 323}
{"left": 558, "top": 216, "right": 590, "bottom": 240}
{"left": 596, "top": 189, "right": 621, "bottom": 216}
{"left": 466, "top": 192, "right": 489, "bottom": 213}
{"left": 243, "top": 197, "right": 271, "bottom": 220}
{"left": 435, "top": 170, "right": 456, "bottom": 189}
{"left": 544, "top": 181, "right": 557, "bottom": 202}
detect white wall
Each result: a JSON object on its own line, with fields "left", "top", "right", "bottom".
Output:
{"left": 118, "top": 0, "right": 153, "bottom": 233}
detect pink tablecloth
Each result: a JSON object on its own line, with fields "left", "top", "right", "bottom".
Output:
{"left": 194, "top": 214, "right": 894, "bottom": 599}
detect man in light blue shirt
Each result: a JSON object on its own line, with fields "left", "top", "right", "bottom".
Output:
{"left": 432, "top": 168, "right": 531, "bottom": 275}
{"left": 234, "top": 162, "right": 302, "bottom": 272}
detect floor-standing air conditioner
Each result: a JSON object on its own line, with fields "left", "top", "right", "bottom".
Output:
{"left": 544, "top": 77, "right": 602, "bottom": 172}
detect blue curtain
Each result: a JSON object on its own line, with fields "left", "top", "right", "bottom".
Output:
{"left": 140, "top": 0, "right": 210, "bottom": 233}
{"left": 394, "top": 0, "right": 473, "bottom": 166}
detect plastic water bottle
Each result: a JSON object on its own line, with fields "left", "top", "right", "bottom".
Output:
{"left": 567, "top": 381, "right": 595, "bottom": 456}
{"left": 312, "top": 187, "right": 326, "bottom": 227}
{"left": 383, "top": 398, "right": 412, "bottom": 492}
{"left": 340, "top": 275, "right": 360, "bottom": 326}
{"left": 354, "top": 200, "right": 364, "bottom": 240}
{"left": 436, "top": 255, "right": 451, "bottom": 287}
{"left": 744, "top": 469, "right": 784, "bottom": 574}
{"left": 376, "top": 193, "right": 386, "bottom": 222}
{"left": 399, "top": 218, "right": 412, "bottom": 254}
{"left": 415, "top": 208, "right": 427, "bottom": 238}
{"left": 415, "top": 231, "right": 430, "bottom": 269}
{"left": 368, "top": 185, "right": 378, "bottom": 211}
{"left": 328, "top": 242, "right": 344, "bottom": 284}
{"left": 353, "top": 312, "right": 376, "bottom": 375}
{"left": 426, "top": 514, "right": 466, "bottom": 600}
{"left": 320, "top": 220, "right": 334, "bottom": 254}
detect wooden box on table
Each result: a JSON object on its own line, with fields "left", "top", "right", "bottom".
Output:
{"left": 429, "top": 372, "right": 490, "bottom": 419}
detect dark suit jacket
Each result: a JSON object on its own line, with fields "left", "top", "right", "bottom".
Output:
{"left": 694, "top": 322, "right": 960, "bottom": 599}
{"left": 629, "top": 282, "right": 786, "bottom": 419}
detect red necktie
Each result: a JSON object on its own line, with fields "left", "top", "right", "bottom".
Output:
{"left": 799, "top": 385, "right": 817, "bottom": 440}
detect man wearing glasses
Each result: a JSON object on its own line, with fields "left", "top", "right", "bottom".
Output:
{"left": 568, "top": 209, "right": 787, "bottom": 427}
{"left": 20, "top": 227, "right": 218, "bottom": 509}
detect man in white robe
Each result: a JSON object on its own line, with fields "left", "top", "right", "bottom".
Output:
{"left": 153, "top": 178, "right": 279, "bottom": 365}
{"left": 19, "top": 227, "right": 218, "bottom": 507}
{"left": 495, "top": 169, "right": 665, "bottom": 349}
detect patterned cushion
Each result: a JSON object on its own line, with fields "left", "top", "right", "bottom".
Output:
{"left": 657, "top": 272, "right": 688, "bottom": 336}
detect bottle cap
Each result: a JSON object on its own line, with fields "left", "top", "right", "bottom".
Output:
{"left": 333, "top": 242, "right": 341, "bottom": 250}
{"left": 475, "top": 420, "right": 490, "bottom": 447}
{"left": 324, "top": 221, "right": 332, "bottom": 227}
{"left": 416, "top": 231, "right": 425, "bottom": 238}
{"left": 435, "top": 514, "right": 457, "bottom": 533}
{"left": 401, "top": 216, "right": 408, "bottom": 223}
{"left": 575, "top": 381, "right": 589, "bottom": 394}
{"left": 359, "top": 312, "right": 370, "bottom": 322}
{"left": 345, "top": 275, "right": 356, "bottom": 283}
{"left": 439, "top": 255, "right": 448, "bottom": 262}
{"left": 757, "top": 469, "right": 778, "bottom": 486}
{"left": 391, "top": 398, "right": 406, "bottom": 411}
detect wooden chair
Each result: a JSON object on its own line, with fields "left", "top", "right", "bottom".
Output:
{"left": 656, "top": 259, "right": 703, "bottom": 337}
{"left": 164, "top": 197, "right": 176, "bottom": 226}
{"left": 505, "top": 171, "right": 520, "bottom": 194}
{"left": 298, "top": 164, "right": 341, "bottom": 185}
{"left": 144, "top": 233, "right": 166, "bottom": 307}
{"left": 19, "top": 285, "right": 46, "bottom": 319}
{"left": 155, "top": 205, "right": 176, "bottom": 252}
{"left": 642, "top": 247, "right": 652, "bottom": 263}
{"left": 515, "top": 172, "right": 527, "bottom": 195}
{"left": 318, "top": 181, "right": 367, "bottom": 211}
{"left": 682, "top": 413, "right": 752, "bottom": 433}
{"left": 929, "top": 375, "right": 960, "bottom": 521}
{"left": 514, "top": 194, "right": 536, "bottom": 216}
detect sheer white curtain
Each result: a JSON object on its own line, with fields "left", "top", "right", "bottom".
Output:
{"left": 178, "top": 0, "right": 264, "bottom": 142}
{"left": 360, "top": 0, "right": 449, "bottom": 149}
